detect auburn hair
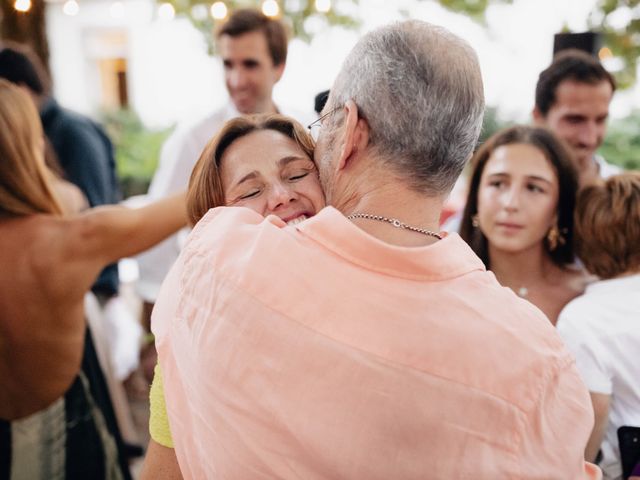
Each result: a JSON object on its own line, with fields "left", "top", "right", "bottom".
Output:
{"left": 575, "top": 172, "right": 640, "bottom": 279}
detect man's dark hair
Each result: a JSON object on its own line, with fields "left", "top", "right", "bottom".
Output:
{"left": 216, "top": 8, "right": 288, "bottom": 66}
{"left": 0, "top": 43, "right": 50, "bottom": 96}
{"left": 314, "top": 89, "right": 330, "bottom": 115}
{"left": 535, "top": 49, "right": 616, "bottom": 116}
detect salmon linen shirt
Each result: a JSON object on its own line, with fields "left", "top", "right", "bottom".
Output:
{"left": 152, "top": 206, "right": 601, "bottom": 480}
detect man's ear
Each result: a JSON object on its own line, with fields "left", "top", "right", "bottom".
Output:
{"left": 336, "top": 99, "right": 369, "bottom": 173}
{"left": 273, "top": 62, "right": 286, "bottom": 83}
{"left": 532, "top": 106, "right": 545, "bottom": 125}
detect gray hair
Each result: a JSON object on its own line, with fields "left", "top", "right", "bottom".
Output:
{"left": 329, "top": 20, "right": 485, "bottom": 195}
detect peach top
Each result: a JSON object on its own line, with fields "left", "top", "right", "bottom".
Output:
{"left": 153, "top": 206, "right": 600, "bottom": 480}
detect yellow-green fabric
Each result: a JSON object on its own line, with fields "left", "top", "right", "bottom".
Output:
{"left": 149, "top": 363, "right": 174, "bottom": 448}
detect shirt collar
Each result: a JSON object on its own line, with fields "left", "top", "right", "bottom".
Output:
{"left": 297, "top": 207, "right": 485, "bottom": 280}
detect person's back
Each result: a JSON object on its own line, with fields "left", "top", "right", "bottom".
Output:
{"left": 0, "top": 215, "right": 91, "bottom": 419}
{"left": 0, "top": 203, "right": 187, "bottom": 421}
{"left": 156, "top": 206, "right": 598, "bottom": 479}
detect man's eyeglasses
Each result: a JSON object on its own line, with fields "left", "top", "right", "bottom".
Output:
{"left": 307, "top": 106, "right": 341, "bottom": 142}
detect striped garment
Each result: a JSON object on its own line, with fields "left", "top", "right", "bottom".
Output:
{"left": 0, "top": 372, "right": 123, "bottom": 480}
{"left": 0, "top": 324, "right": 133, "bottom": 480}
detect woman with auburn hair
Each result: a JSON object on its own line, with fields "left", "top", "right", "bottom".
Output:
{"left": 557, "top": 173, "right": 640, "bottom": 480}
{"left": 460, "top": 125, "right": 588, "bottom": 324}
{"left": 0, "top": 79, "right": 187, "bottom": 478}
{"left": 141, "top": 113, "right": 325, "bottom": 479}
{"left": 186, "top": 114, "right": 320, "bottom": 227}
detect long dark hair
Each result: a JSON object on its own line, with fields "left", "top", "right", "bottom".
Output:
{"left": 459, "top": 125, "right": 578, "bottom": 268}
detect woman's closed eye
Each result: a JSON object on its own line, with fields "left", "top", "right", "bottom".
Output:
{"left": 239, "top": 188, "right": 261, "bottom": 200}
{"left": 288, "top": 172, "right": 310, "bottom": 181}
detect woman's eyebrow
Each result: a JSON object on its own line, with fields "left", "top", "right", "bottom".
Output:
{"left": 526, "top": 175, "right": 553, "bottom": 185}
{"left": 486, "top": 171, "right": 553, "bottom": 185}
{"left": 278, "top": 155, "right": 311, "bottom": 167}
{"left": 485, "top": 172, "right": 509, "bottom": 178}
{"left": 235, "top": 171, "right": 259, "bottom": 186}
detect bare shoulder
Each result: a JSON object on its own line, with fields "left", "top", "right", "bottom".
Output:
{"left": 0, "top": 215, "right": 65, "bottom": 264}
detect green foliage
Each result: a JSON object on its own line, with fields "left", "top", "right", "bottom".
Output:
{"left": 426, "top": 0, "right": 513, "bottom": 21}
{"left": 164, "top": 0, "right": 361, "bottom": 54}
{"left": 478, "top": 106, "right": 512, "bottom": 144}
{"left": 599, "top": 110, "right": 640, "bottom": 170}
{"left": 591, "top": 0, "right": 640, "bottom": 88}
{"left": 102, "top": 109, "right": 173, "bottom": 197}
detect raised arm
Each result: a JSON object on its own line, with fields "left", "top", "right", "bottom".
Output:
{"left": 71, "top": 192, "right": 187, "bottom": 266}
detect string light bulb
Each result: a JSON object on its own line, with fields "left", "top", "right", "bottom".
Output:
{"left": 63, "top": 0, "right": 80, "bottom": 16}
{"left": 315, "top": 0, "right": 331, "bottom": 13}
{"left": 14, "top": 0, "right": 32, "bottom": 12}
{"left": 158, "top": 2, "right": 175, "bottom": 20}
{"left": 262, "top": 0, "right": 280, "bottom": 17}
{"left": 210, "top": 1, "right": 227, "bottom": 20}
{"left": 598, "top": 47, "right": 613, "bottom": 61}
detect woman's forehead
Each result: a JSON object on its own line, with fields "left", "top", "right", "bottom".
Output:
{"left": 221, "top": 130, "right": 313, "bottom": 183}
{"left": 484, "top": 143, "right": 557, "bottom": 182}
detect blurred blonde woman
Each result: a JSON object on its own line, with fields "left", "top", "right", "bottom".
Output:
{"left": 0, "top": 79, "right": 187, "bottom": 478}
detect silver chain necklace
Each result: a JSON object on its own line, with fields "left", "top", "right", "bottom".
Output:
{"left": 347, "top": 213, "right": 442, "bottom": 240}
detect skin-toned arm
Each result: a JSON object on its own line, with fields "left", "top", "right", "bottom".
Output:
{"left": 140, "top": 440, "right": 183, "bottom": 480}
{"left": 585, "top": 392, "right": 611, "bottom": 463}
{"left": 49, "top": 192, "right": 187, "bottom": 302}
{"left": 72, "top": 192, "right": 187, "bottom": 266}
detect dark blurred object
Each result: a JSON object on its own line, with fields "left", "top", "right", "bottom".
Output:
{"left": 553, "top": 32, "right": 602, "bottom": 57}
{"left": 619, "top": 426, "right": 640, "bottom": 480}
{"left": 314, "top": 89, "right": 330, "bottom": 115}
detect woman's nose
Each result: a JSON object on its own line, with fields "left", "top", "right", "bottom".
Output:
{"left": 501, "top": 187, "right": 520, "bottom": 211}
{"left": 267, "top": 183, "right": 298, "bottom": 211}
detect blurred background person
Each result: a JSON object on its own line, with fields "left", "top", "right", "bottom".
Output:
{"left": 460, "top": 125, "right": 588, "bottom": 324}
{"left": 533, "top": 49, "right": 621, "bottom": 187}
{"left": 0, "top": 79, "right": 186, "bottom": 479}
{"left": 557, "top": 172, "right": 640, "bottom": 480}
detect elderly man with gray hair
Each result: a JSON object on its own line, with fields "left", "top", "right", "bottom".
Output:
{"left": 149, "top": 20, "right": 600, "bottom": 479}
